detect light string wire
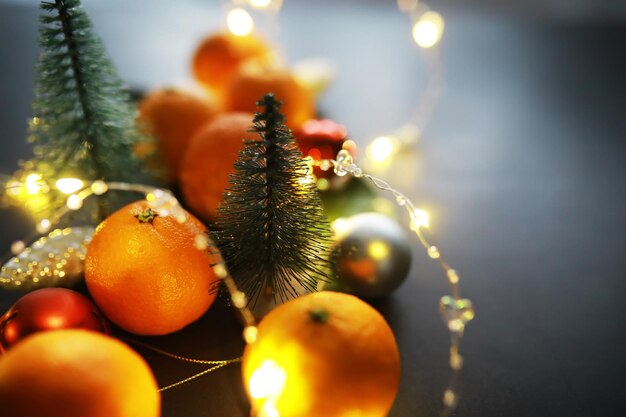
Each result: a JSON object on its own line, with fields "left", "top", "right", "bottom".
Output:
{"left": 2, "top": 139, "right": 474, "bottom": 412}
{"left": 1, "top": 179, "right": 259, "bottom": 392}
{"left": 121, "top": 337, "right": 241, "bottom": 392}
{"left": 313, "top": 148, "right": 475, "bottom": 415}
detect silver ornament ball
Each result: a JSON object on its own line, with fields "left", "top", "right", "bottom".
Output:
{"left": 333, "top": 212, "right": 411, "bottom": 298}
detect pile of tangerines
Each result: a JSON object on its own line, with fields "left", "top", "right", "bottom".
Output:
{"left": 139, "top": 32, "right": 322, "bottom": 220}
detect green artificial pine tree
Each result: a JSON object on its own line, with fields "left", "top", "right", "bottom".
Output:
{"left": 213, "top": 94, "right": 334, "bottom": 307}
{"left": 7, "top": 0, "right": 148, "bottom": 220}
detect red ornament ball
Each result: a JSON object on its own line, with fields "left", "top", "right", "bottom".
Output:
{"left": 294, "top": 119, "right": 347, "bottom": 179}
{"left": 0, "top": 288, "right": 110, "bottom": 353}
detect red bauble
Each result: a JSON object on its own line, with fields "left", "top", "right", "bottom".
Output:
{"left": 0, "top": 288, "right": 110, "bottom": 353}
{"left": 294, "top": 119, "right": 347, "bottom": 179}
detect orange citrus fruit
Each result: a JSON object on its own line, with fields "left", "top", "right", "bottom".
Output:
{"left": 242, "top": 291, "right": 401, "bottom": 417}
{"left": 0, "top": 329, "right": 159, "bottom": 417}
{"left": 85, "top": 200, "right": 218, "bottom": 335}
{"left": 192, "top": 32, "right": 271, "bottom": 96}
{"left": 180, "top": 112, "right": 257, "bottom": 220}
{"left": 138, "top": 87, "right": 218, "bottom": 180}
{"left": 225, "top": 66, "right": 315, "bottom": 129}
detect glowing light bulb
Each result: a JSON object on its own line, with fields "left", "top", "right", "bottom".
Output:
{"left": 213, "top": 264, "right": 228, "bottom": 280}
{"left": 194, "top": 234, "right": 209, "bottom": 250}
{"left": 412, "top": 11, "right": 444, "bottom": 48}
{"left": 227, "top": 8, "right": 254, "bottom": 37}
{"left": 413, "top": 208, "right": 429, "bottom": 228}
{"left": 6, "top": 180, "right": 22, "bottom": 197}
{"left": 37, "top": 219, "right": 51, "bottom": 234}
{"left": 366, "top": 136, "right": 396, "bottom": 163}
{"left": 10, "top": 240, "right": 25, "bottom": 255}
{"left": 248, "top": 360, "right": 287, "bottom": 399}
{"left": 243, "top": 326, "right": 258, "bottom": 344}
{"left": 66, "top": 194, "right": 83, "bottom": 210}
{"left": 331, "top": 218, "right": 350, "bottom": 235}
{"left": 25, "top": 173, "right": 43, "bottom": 195}
{"left": 91, "top": 180, "right": 108, "bottom": 195}
{"left": 56, "top": 178, "right": 84, "bottom": 194}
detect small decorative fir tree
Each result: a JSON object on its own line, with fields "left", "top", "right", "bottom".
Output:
{"left": 213, "top": 94, "right": 334, "bottom": 306}
{"left": 8, "top": 0, "right": 148, "bottom": 220}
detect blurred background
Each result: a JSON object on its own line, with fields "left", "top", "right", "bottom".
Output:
{"left": 1, "top": 0, "right": 625, "bottom": 416}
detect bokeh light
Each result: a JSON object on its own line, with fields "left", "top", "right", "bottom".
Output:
{"left": 227, "top": 8, "right": 254, "bottom": 37}
{"left": 412, "top": 11, "right": 444, "bottom": 48}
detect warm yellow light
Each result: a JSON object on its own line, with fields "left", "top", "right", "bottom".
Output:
{"left": 6, "top": 180, "right": 22, "bottom": 197}
{"left": 249, "top": 360, "right": 287, "bottom": 400}
{"left": 37, "top": 218, "right": 51, "bottom": 234}
{"left": 243, "top": 326, "right": 258, "bottom": 344}
{"left": 55, "top": 177, "right": 84, "bottom": 194}
{"left": 259, "top": 399, "right": 280, "bottom": 417}
{"left": 412, "top": 11, "right": 444, "bottom": 48}
{"left": 66, "top": 194, "right": 83, "bottom": 211}
{"left": 91, "top": 180, "right": 108, "bottom": 195}
{"left": 368, "top": 240, "right": 390, "bottom": 261}
{"left": 227, "top": 8, "right": 254, "bottom": 37}
{"left": 25, "top": 173, "right": 43, "bottom": 195}
{"left": 331, "top": 218, "right": 350, "bottom": 235}
{"left": 249, "top": 0, "right": 272, "bottom": 8}
{"left": 413, "top": 208, "right": 429, "bottom": 228}
{"left": 366, "top": 136, "right": 396, "bottom": 163}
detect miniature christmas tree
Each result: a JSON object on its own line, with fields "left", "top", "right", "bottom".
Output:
{"left": 5, "top": 0, "right": 148, "bottom": 220}
{"left": 213, "top": 94, "right": 334, "bottom": 307}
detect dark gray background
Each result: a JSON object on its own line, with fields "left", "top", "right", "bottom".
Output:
{"left": 1, "top": 1, "right": 625, "bottom": 416}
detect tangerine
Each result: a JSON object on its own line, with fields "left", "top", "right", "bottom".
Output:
{"left": 242, "top": 291, "right": 401, "bottom": 417}
{"left": 192, "top": 32, "right": 271, "bottom": 96}
{"left": 0, "top": 329, "right": 159, "bottom": 417}
{"left": 179, "top": 112, "right": 257, "bottom": 220}
{"left": 225, "top": 66, "right": 315, "bottom": 129}
{"left": 85, "top": 200, "right": 218, "bottom": 335}
{"left": 138, "top": 87, "right": 218, "bottom": 180}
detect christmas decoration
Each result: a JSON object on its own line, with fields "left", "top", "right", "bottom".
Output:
{"left": 0, "top": 226, "right": 94, "bottom": 290}
{"left": 180, "top": 112, "right": 257, "bottom": 220}
{"left": 225, "top": 66, "right": 315, "bottom": 129}
{"left": 126, "top": 338, "right": 242, "bottom": 392}
{"left": 138, "top": 87, "right": 219, "bottom": 181}
{"left": 314, "top": 147, "right": 474, "bottom": 413}
{"left": 4, "top": 0, "right": 149, "bottom": 221}
{"left": 294, "top": 119, "right": 347, "bottom": 179}
{"left": 0, "top": 330, "right": 160, "bottom": 417}
{"left": 242, "top": 291, "right": 401, "bottom": 417}
{"left": 213, "top": 94, "right": 334, "bottom": 315}
{"left": 0, "top": 288, "right": 110, "bottom": 353}
{"left": 85, "top": 200, "right": 219, "bottom": 335}
{"left": 0, "top": 1, "right": 475, "bottom": 415}
{"left": 192, "top": 32, "right": 271, "bottom": 96}
{"left": 332, "top": 212, "right": 412, "bottom": 298}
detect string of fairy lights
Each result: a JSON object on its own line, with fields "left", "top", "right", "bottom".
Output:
{"left": 2, "top": 145, "right": 474, "bottom": 417}
{"left": 222, "top": 0, "right": 446, "bottom": 169}
{"left": 0, "top": 1, "right": 473, "bottom": 416}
